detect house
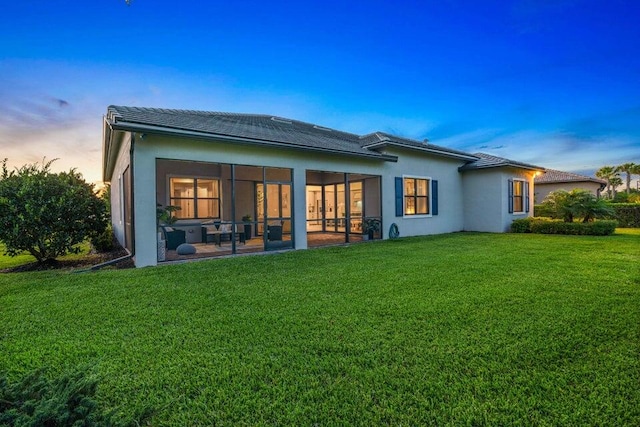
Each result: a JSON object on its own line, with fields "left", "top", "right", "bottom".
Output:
{"left": 102, "top": 106, "right": 544, "bottom": 267}
{"left": 534, "top": 169, "right": 606, "bottom": 203}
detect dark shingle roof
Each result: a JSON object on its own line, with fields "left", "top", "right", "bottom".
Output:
{"left": 106, "top": 106, "right": 483, "bottom": 162}
{"left": 535, "top": 169, "right": 606, "bottom": 184}
{"left": 458, "top": 152, "right": 545, "bottom": 172}
{"left": 106, "top": 106, "right": 392, "bottom": 160}
{"left": 359, "top": 131, "right": 478, "bottom": 160}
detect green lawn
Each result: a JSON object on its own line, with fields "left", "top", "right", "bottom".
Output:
{"left": 0, "top": 242, "right": 92, "bottom": 270}
{"left": 1, "top": 230, "right": 639, "bottom": 425}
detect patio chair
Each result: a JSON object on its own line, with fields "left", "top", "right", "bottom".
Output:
{"left": 267, "top": 225, "right": 283, "bottom": 241}
{"left": 162, "top": 226, "right": 186, "bottom": 250}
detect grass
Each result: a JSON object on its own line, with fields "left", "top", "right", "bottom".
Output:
{"left": 0, "top": 242, "right": 92, "bottom": 270}
{"left": 1, "top": 230, "right": 639, "bottom": 425}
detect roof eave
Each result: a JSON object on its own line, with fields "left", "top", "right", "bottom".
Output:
{"left": 459, "top": 163, "right": 545, "bottom": 172}
{"left": 102, "top": 117, "right": 123, "bottom": 182}
{"left": 366, "top": 141, "right": 478, "bottom": 161}
{"left": 110, "top": 121, "right": 398, "bottom": 163}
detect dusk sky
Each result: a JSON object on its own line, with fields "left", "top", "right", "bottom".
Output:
{"left": 1, "top": 0, "right": 639, "bottom": 184}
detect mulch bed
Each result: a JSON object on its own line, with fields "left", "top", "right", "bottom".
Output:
{"left": 1, "top": 245, "right": 134, "bottom": 273}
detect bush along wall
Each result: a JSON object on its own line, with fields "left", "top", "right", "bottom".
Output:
{"left": 511, "top": 218, "right": 617, "bottom": 235}
{"left": 610, "top": 203, "right": 640, "bottom": 227}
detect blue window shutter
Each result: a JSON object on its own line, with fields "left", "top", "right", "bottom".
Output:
{"left": 508, "top": 179, "right": 514, "bottom": 214}
{"left": 525, "top": 181, "right": 530, "bottom": 213}
{"left": 395, "top": 177, "right": 403, "bottom": 216}
{"left": 432, "top": 179, "right": 438, "bottom": 215}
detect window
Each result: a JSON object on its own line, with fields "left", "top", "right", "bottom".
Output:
{"left": 513, "top": 180, "right": 524, "bottom": 212}
{"left": 169, "top": 177, "right": 220, "bottom": 219}
{"left": 395, "top": 176, "right": 438, "bottom": 217}
{"left": 508, "top": 179, "right": 529, "bottom": 214}
{"left": 404, "top": 177, "right": 429, "bottom": 215}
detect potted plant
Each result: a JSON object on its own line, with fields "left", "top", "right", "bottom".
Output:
{"left": 157, "top": 204, "right": 181, "bottom": 227}
{"left": 362, "top": 218, "right": 381, "bottom": 240}
{"left": 242, "top": 214, "right": 253, "bottom": 239}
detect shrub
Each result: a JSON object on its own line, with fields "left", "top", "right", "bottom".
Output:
{"left": 90, "top": 223, "right": 115, "bottom": 253}
{"left": 0, "top": 159, "right": 108, "bottom": 263}
{"left": 0, "top": 368, "right": 109, "bottom": 426}
{"left": 511, "top": 217, "right": 535, "bottom": 233}
{"left": 529, "top": 219, "right": 617, "bottom": 236}
{"left": 533, "top": 204, "right": 554, "bottom": 218}
{"left": 539, "top": 189, "right": 613, "bottom": 223}
{"left": 610, "top": 203, "right": 640, "bottom": 227}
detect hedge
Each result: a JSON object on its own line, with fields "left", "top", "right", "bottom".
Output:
{"left": 511, "top": 218, "right": 617, "bottom": 235}
{"left": 609, "top": 203, "right": 640, "bottom": 227}
{"left": 535, "top": 203, "right": 640, "bottom": 228}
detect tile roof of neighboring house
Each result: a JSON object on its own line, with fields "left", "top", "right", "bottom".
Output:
{"left": 105, "top": 106, "right": 478, "bottom": 162}
{"left": 534, "top": 168, "right": 606, "bottom": 184}
{"left": 458, "top": 152, "right": 545, "bottom": 172}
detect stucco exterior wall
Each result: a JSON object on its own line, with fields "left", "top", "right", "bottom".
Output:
{"left": 461, "top": 170, "right": 503, "bottom": 232}
{"left": 131, "top": 133, "right": 400, "bottom": 267}
{"left": 108, "top": 134, "right": 131, "bottom": 249}
{"left": 499, "top": 169, "right": 535, "bottom": 231}
{"left": 534, "top": 181, "right": 603, "bottom": 203}
{"left": 379, "top": 147, "right": 467, "bottom": 237}
{"left": 462, "top": 168, "right": 535, "bottom": 232}
{"left": 115, "top": 130, "right": 535, "bottom": 267}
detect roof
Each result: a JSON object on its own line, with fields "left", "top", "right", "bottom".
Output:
{"left": 535, "top": 168, "right": 606, "bottom": 185}
{"left": 458, "top": 152, "right": 545, "bottom": 172}
{"left": 359, "top": 131, "right": 478, "bottom": 161}
{"left": 105, "top": 106, "right": 394, "bottom": 162}
{"left": 102, "top": 106, "right": 543, "bottom": 181}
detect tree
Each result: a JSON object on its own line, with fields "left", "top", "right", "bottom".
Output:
{"left": 615, "top": 162, "right": 637, "bottom": 194}
{"left": 595, "top": 166, "right": 620, "bottom": 198}
{"left": 541, "top": 189, "right": 613, "bottom": 223}
{"left": 610, "top": 176, "right": 623, "bottom": 198}
{"left": 633, "top": 164, "right": 640, "bottom": 191}
{"left": 0, "top": 159, "right": 108, "bottom": 263}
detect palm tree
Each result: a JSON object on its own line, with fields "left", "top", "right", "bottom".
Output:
{"left": 610, "top": 176, "right": 623, "bottom": 198}
{"left": 595, "top": 166, "right": 619, "bottom": 198}
{"left": 615, "top": 163, "right": 637, "bottom": 194}
{"left": 541, "top": 189, "right": 613, "bottom": 223}
{"left": 632, "top": 164, "right": 640, "bottom": 191}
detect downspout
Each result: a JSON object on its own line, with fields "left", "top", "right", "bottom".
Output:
{"left": 129, "top": 132, "right": 136, "bottom": 260}
{"left": 73, "top": 253, "right": 134, "bottom": 273}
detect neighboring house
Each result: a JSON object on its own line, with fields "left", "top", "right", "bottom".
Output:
{"left": 534, "top": 169, "right": 606, "bottom": 203}
{"left": 102, "top": 106, "right": 544, "bottom": 267}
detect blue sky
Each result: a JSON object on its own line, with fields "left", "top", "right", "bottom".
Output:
{"left": 1, "top": 0, "right": 639, "bottom": 183}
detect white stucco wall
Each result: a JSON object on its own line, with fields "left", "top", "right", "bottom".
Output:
{"left": 107, "top": 134, "right": 131, "bottom": 249}
{"left": 379, "top": 147, "right": 467, "bottom": 237}
{"left": 131, "top": 133, "right": 405, "bottom": 267}
{"left": 461, "top": 170, "right": 503, "bottom": 232}
{"left": 112, "top": 130, "right": 535, "bottom": 267}
{"left": 462, "top": 168, "right": 535, "bottom": 232}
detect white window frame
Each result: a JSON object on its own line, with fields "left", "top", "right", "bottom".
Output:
{"left": 402, "top": 175, "right": 432, "bottom": 218}
{"left": 512, "top": 178, "right": 526, "bottom": 214}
